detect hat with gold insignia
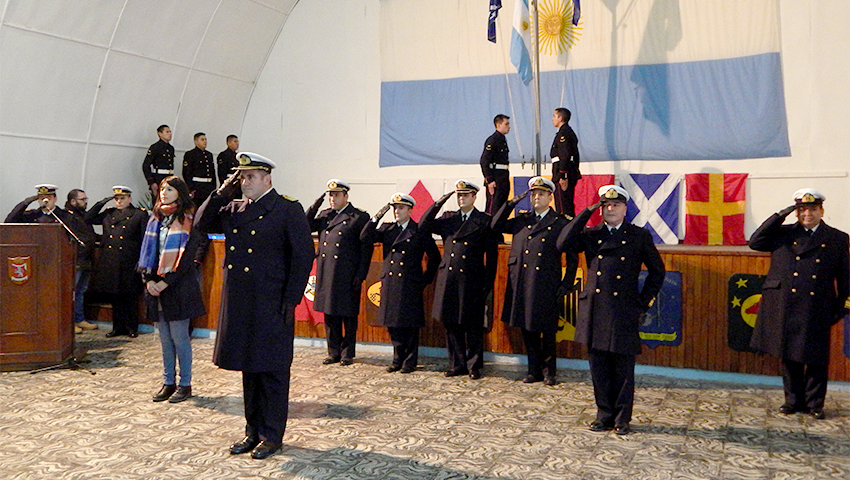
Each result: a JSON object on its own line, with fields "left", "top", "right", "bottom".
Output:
{"left": 112, "top": 185, "right": 133, "bottom": 196}
{"left": 326, "top": 179, "right": 350, "bottom": 192}
{"left": 793, "top": 188, "right": 824, "bottom": 206}
{"left": 389, "top": 192, "right": 416, "bottom": 207}
{"left": 455, "top": 179, "right": 480, "bottom": 194}
{"left": 35, "top": 184, "right": 58, "bottom": 195}
{"left": 235, "top": 152, "right": 276, "bottom": 172}
{"left": 527, "top": 176, "right": 555, "bottom": 193}
{"left": 598, "top": 185, "right": 630, "bottom": 203}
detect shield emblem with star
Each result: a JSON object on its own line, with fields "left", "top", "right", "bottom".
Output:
{"left": 8, "top": 256, "right": 31, "bottom": 284}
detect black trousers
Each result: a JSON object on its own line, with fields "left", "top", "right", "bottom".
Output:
{"left": 445, "top": 321, "right": 484, "bottom": 372}
{"left": 325, "top": 314, "right": 358, "bottom": 360}
{"left": 588, "top": 348, "right": 636, "bottom": 426}
{"left": 242, "top": 368, "right": 291, "bottom": 444}
{"left": 520, "top": 328, "right": 556, "bottom": 378}
{"left": 111, "top": 292, "right": 139, "bottom": 334}
{"left": 781, "top": 358, "right": 828, "bottom": 411}
{"left": 387, "top": 327, "right": 419, "bottom": 371}
{"left": 485, "top": 173, "right": 510, "bottom": 216}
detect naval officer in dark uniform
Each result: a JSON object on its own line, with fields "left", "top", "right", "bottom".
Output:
{"left": 86, "top": 186, "right": 149, "bottom": 338}
{"left": 749, "top": 188, "right": 849, "bottom": 420}
{"left": 491, "top": 177, "right": 573, "bottom": 386}
{"left": 550, "top": 108, "right": 581, "bottom": 218}
{"left": 360, "top": 193, "right": 440, "bottom": 374}
{"left": 195, "top": 152, "right": 313, "bottom": 459}
{"left": 143, "top": 124, "right": 175, "bottom": 199}
{"left": 420, "top": 180, "right": 499, "bottom": 379}
{"left": 480, "top": 114, "right": 511, "bottom": 216}
{"left": 557, "top": 185, "right": 665, "bottom": 435}
{"left": 306, "top": 179, "right": 373, "bottom": 366}
{"left": 182, "top": 132, "right": 217, "bottom": 208}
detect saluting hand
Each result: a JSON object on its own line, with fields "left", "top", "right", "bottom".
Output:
{"left": 589, "top": 201, "right": 602, "bottom": 212}
{"left": 778, "top": 205, "right": 796, "bottom": 217}
{"left": 23, "top": 195, "right": 39, "bottom": 205}
{"left": 373, "top": 203, "right": 391, "bottom": 222}
{"left": 509, "top": 190, "right": 529, "bottom": 204}
{"left": 437, "top": 191, "right": 454, "bottom": 204}
{"left": 216, "top": 171, "right": 241, "bottom": 197}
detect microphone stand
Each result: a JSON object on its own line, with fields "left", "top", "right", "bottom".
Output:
{"left": 44, "top": 201, "right": 85, "bottom": 246}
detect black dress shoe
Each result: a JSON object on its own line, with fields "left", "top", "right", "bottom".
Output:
{"left": 589, "top": 421, "right": 613, "bottom": 432}
{"left": 399, "top": 367, "right": 415, "bottom": 374}
{"left": 810, "top": 409, "right": 825, "bottom": 420}
{"left": 152, "top": 384, "right": 176, "bottom": 402}
{"left": 323, "top": 357, "right": 341, "bottom": 365}
{"left": 469, "top": 370, "right": 482, "bottom": 380}
{"left": 614, "top": 423, "right": 631, "bottom": 435}
{"left": 251, "top": 441, "right": 281, "bottom": 459}
{"left": 340, "top": 358, "right": 354, "bottom": 366}
{"left": 230, "top": 436, "right": 260, "bottom": 455}
{"left": 168, "top": 386, "right": 192, "bottom": 403}
{"left": 386, "top": 365, "right": 401, "bottom": 373}
{"left": 544, "top": 376, "right": 557, "bottom": 386}
{"left": 105, "top": 330, "right": 125, "bottom": 338}
{"left": 778, "top": 404, "right": 796, "bottom": 414}
{"left": 444, "top": 369, "right": 468, "bottom": 377}
{"left": 128, "top": 331, "right": 138, "bottom": 338}
{"left": 522, "top": 374, "right": 542, "bottom": 383}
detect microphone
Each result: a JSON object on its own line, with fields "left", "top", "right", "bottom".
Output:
{"left": 41, "top": 197, "right": 50, "bottom": 205}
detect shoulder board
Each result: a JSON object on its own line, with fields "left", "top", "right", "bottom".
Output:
{"left": 356, "top": 207, "right": 366, "bottom": 213}
{"left": 518, "top": 210, "right": 530, "bottom": 215}
{"left": 282, "top": 195, "right": 298, "bottom": 202}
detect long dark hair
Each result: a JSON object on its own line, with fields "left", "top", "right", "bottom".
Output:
{"left": 153, "top": 176, "right": 194, "bottom": 223}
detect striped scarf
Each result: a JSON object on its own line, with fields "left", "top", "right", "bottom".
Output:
{"left": 138, "top": 207, "right": 193, "bottom": 276}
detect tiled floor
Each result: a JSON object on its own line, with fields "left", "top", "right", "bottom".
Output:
{"left": 1, "top": 330, "right": 848, "bottom": 479}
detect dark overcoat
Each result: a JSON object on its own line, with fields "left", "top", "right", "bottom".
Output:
{"left": 142, "top": 139, "right": 175, "bottom": 186}
{"left": 360, "top": 219, "right": 440, "bottom": 328}
{"left": 420, "top": 201, "right": 499, "bottom": 326}
{"left": 196, "top": 189, "right": 314, "bottom": 372}
{"left": 491, "top": 202, "right": 572, "bottom": 333}
{"left": 306, "top": 201, "right": 373, "bottom": 316}
{"left": 558, "top": 207, "right": 666, "bottom": 355}
{"left": 141, "top": 222, "right": 206, "bottom": 322}
{"left": 5, "top": 201, "right": 95, "bottom": 270}
{"left": 85, "top": 200, "right": 148, "bottom": 294}
{"left": 748, "top": 214, "right": 850, "bottom": 365}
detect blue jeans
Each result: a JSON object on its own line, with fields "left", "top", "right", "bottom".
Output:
{"left": 157, "top": 316, "right": 193, "bottom": 387}
{"left": 73, "top": 268, "right": 91, "bottom": 323}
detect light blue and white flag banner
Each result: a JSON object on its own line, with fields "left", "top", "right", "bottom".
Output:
{"left": 620, "top": 173, "right": 680, "bottom": 244}
{"left": 380, "top": 0, "right": 789, "bottom": 167}
{"left": 510, "top": 0, "right": 532, "bottom": 84}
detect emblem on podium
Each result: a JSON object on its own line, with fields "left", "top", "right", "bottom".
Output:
{"left": 8, "top": 256, "right": 31, "bottom": 285}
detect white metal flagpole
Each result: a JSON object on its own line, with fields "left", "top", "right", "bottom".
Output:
{"left": 530, "top": 0, "right": 542, "bottom": 176}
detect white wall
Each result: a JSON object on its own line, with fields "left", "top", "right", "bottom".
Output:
{"left": 245, "top": 0, "right": 850, "bottom": 235}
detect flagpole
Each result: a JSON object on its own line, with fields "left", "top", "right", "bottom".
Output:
{"left": 530, "top": 0, "right": 542, "bottom": 176}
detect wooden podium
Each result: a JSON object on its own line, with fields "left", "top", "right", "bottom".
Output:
{"left": 0, "top": 224, "right": 75, "bottom": 371}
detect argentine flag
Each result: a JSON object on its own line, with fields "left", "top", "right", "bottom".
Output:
{"left": 510, "top": 0, "right": 532, "bottom": 85}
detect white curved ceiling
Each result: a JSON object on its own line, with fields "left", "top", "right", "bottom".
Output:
{"left": 0, "top": 0, "right": 297, "bottom": 209}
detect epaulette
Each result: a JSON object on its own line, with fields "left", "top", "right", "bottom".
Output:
{"left": 282, "top": 195, "right": 297, "bottom": 202}
{"left": 518, "top": 210, "right": 530, "bottom": 215}
{"left": 357, "top": 207, "right": 366, "bottom": 213}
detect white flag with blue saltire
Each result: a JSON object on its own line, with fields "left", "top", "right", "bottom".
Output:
{"left": 510, "top": 0, "right": 532, "bottom": 85}
{"left": 620, "top": 174, "right": 681, "bottom": 245}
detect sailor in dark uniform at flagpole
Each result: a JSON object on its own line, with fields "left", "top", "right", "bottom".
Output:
{"left": 195, "top": 152, "right": 313, "bottom": 459}
{"left": 142, "top": 124, "right": 175, "bottom": 199}
{"left": 480, "top": 114, "right": 511, "bottom": 216}
{"left": 360, "top": 193, "right": 440, "bottom": 374}
{"left": 420, "top": 180, "right": 499, "bottom": 379}
{"left": 306, "top": 179, "right": 373, "bottom": 366}
{"left": 491, "top": 177, "right": 573, "bottom": 386}
{"left": 550, "top": 108, "right": 581, "bottom": 218}
{"left": 557, "top": 185, "right": 665, "bottom": 435}
{"left": 182, "top": 132, "right": 218, "bottom": 209}
{"left": 748, "top": 188, "right": 849, "bottom": 420}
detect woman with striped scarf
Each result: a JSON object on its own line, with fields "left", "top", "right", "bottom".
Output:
{"left": 138, "top": 176, "right": 205, "bottom": 403}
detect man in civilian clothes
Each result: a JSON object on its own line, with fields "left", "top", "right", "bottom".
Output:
{"left": 557, "top": 185, "right": 665, "bottom": 435}
{"left": 306, "top": 179, "right": 373, "bottom": 366}
{"left": 420, "top": 180, "right": 499, "bottom": 379}
{"left": 195, "top": 152, "right": 313, "bottom": 459}
{"left": 480, "top": 114, "right": 511, "bottom": 215}
{"left": 491, "top": 177, "right": 573, "bottom": 386}
{"left": 360, "top": 193, "right": 440, "bottom": 374}
{"left": 550, "top": 108, "right": 581, "bottom": 218}
{"left": 749, "top": 189, "right": 849, "bottom": 420}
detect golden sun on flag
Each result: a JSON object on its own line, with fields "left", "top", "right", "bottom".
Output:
{"left": 536, "top": 0, "right": 582, "bottom": 55}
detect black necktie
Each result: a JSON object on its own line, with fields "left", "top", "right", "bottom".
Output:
{"left": 462, "top": 213, "right": 468, "bottom": 222}
{"left": 329, "top": 210, "right": 338, "bottom": 221}
{"left": 805, "top": 229, "right": 813, "bottom": 237}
